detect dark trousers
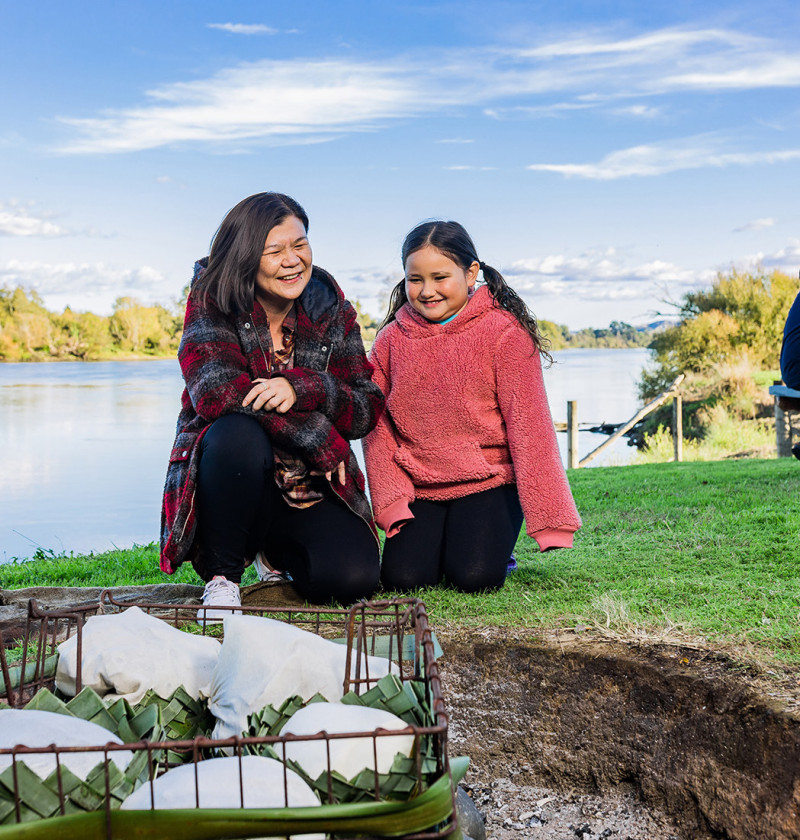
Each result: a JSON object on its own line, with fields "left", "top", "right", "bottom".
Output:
{"left": 195, "top": 414, "right": 379, "bottom": 605}
{"left": 380, "top": 484, "right": 523, "bottom": 593}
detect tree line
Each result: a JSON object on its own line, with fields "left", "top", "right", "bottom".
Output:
{"left": 0, "top": 287, "right": 183, "bottom": 361}
{"left": 7, "top": 267, "right": 788, "bottom": 365}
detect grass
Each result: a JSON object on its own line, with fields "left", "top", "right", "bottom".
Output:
{"left": 634, "top": 411, "right": 775, "bottom": 463}
{"left": 2, "top": 458, "right": 799, "bottom": 664}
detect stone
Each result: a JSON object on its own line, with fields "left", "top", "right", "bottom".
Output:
{"left": 455, "top": 785, "right": 486, "bottom": 840}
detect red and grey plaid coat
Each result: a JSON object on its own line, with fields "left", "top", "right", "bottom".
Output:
{"left": 159, "top": 261, "right": 385, "bottom": 574}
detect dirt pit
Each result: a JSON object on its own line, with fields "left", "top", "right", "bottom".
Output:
{"left": 438, "top": 630, "right": 800, "bottom": 840}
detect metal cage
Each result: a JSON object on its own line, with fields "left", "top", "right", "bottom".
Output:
{"left": 0, "top": 596, "right": 458, "bottom": 839}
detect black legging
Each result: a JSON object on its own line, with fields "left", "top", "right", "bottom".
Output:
{"left": 195, "top": 414, "right": 379, "bottom": 605}
{"left": 380, "top": 484, "right": 523, "bottom": 593}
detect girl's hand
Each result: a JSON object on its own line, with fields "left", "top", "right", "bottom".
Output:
{"left": 311, "top": 461, "right": 347, "bottom": 485}
{"left": 243, "top": 377, "right": 297, "bottom": 414}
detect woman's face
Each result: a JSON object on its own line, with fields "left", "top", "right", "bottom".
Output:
{"left": 255, "top": 215, "right": 313, "bottom": 317}
{"left": 404, "top": 245, "right": 478, "bottom": 323}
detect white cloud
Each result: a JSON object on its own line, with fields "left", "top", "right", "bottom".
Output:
{"left": 739, "top": 239, "right": 800, "bottom": 275}
{"left": 53, "top": 25, "right": 800, "bottom": 154}
{"left": 445, "top": 165, "right": 496, "bottom": 171}
{"left": 484, "top": 102, "right": 595, "bottom": 119}
{"left": 0, "top": 260, "right": 171, "bottom": 314}
{"left": 207, "top": 23, "right": 278, "bottom": 35}
{"left": 57, "top": 59, "right": 438, "bottom": 154}
{"left": 519, "top": 28, "right": 752, "bottom": 60}
{"left": 526, "top": 138, "right": 800, "bottom": 179}
{"left": 504, "top": 248, "right": 715, "bottom": 303}
{"left": 733, "top": 217, "right": 775, "bottom": 233}
{"left": 436, "top": 138, "right": 475, "bottom": 144}
{"left": 336, "top": 267, "right": 402, "bottom": 318}
{"left": 503, "top": 239, "right": 800, "bottom": 313}
{"left": 0, "top": 204, "right": 69, "bottom": 237}
{"left": 611, "top": 104, "right": 662, "bottom": 118}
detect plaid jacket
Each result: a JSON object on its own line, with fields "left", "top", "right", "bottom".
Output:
{"left": 159, "top": 262, "right": 384, "bottom": 574}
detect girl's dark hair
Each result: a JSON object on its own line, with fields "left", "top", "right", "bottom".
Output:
{"left": 380, "top": 220, "right": 551, "bottom": 361}
{"left": 194, "top": 192, "right": 309, "bottom": 315}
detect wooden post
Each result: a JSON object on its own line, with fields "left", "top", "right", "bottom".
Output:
{"left": 567, "top": 400, "right": 579, "bottom": 469}
{"left": 579, "top": 374, "right": 685, "bottom": 468}
{"left": 775, "top": 380, "right": 793, "bottom": 457}
{"left": 672, "top": 393, "right": 683, "bottom": 462}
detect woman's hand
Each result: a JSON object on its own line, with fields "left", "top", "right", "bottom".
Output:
{"left": 243, "top": 377, "right": 297, "bottom": 414}
{"left": 310, "top": 460, "right": 347, "bottom": 485}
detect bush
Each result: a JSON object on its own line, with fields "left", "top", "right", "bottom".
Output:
{"left": 640, "top": 268, "right": 800, "bottom": 401}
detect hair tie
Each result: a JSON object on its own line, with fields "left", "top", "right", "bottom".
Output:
{"left": 478, "top": 261, "right": 486, "bottom": 271}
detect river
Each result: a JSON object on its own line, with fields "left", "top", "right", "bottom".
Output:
{"left": 0, "top": 348, "right": 650, "bottom": 562}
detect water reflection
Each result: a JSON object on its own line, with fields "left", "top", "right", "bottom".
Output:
{"left": 0, "top": 349, "right": 650, "bottom": 561}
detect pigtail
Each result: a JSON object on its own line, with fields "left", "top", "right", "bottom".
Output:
{"left": 481, "top": 262, "right": 553, "bottom": 364}
{"left": 378, "top": 279, "right": 409, "bottom": 332}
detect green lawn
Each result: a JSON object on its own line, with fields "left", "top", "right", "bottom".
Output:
{"left": 2, "top": 458, "right": 799, "bottom": 663}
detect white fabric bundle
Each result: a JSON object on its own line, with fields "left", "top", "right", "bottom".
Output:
{"left": 0, "top": 709, "right": 133, "bottom": 780}
{"left": 208, "top": 615, "right": 395, "bottom": 741}
{"left": 121, "top": 755, "right": 320, "bottom": 818}
{"left": 56, "top": 606, "right": 222, "bottom": 704}
{"left": 280, "top": 702, "right": 414, "bottom": 781}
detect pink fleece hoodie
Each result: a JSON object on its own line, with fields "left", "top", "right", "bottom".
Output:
{"left": 363, "top": 286, "right": 581, "bottom": 550}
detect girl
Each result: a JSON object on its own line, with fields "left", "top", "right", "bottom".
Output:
{"left": 363, "top": 220, "right": 580, "bottom": 592}
{"left": 160, "top": 192, "right": 383, "bottom": 616}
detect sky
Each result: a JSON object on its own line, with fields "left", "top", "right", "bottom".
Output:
{"left": 1, "top": 0, "right": 799, "bottom": 330}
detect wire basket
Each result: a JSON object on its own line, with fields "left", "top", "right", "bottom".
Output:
{"left": 0, "top": 596, "right": 458, "bottom": 839}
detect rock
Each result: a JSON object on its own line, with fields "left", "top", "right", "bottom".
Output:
{"left": 456, "top": 785, "right": 486, "bottom": 840}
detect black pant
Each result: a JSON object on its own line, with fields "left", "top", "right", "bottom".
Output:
{"left": 380, "top": 485, "right": 523, "bottom": 593}
{"left": 195, "top": 414, "right": 379, "bottom": 605}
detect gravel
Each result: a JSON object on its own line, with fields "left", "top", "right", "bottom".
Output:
{"left": 459, "top": 772, "right": 685, "bottom": 840}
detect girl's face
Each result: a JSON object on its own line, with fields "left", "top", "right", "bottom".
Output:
{"left": 404, "top": 246, "right": 479, "bottom": 323}
{"left": 255, "top": 215, "right": 313, "bottom": 317}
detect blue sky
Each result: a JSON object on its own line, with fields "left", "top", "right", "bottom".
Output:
{"left": 1, "top": 0, "right": 799, "bottom": 329}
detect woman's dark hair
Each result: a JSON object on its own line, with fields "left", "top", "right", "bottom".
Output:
{"left": 380, "top": 220, "right": 551, "bottom": 361}
{"left": 194, "top": 192, "right": 309, "bottom": 315}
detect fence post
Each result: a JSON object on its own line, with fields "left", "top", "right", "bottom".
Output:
{"left": 672, "top": 392, "right": 683, "bottom": 462}
{"left": 567, "top": 400, "right": 579, "bottom": 469}
{"left": 774, "top": 380, "right": 793, "bottom": 457}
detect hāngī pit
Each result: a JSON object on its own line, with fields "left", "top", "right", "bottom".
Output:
{"left": 439, "top": 630, "right": 800, "bottom": 840}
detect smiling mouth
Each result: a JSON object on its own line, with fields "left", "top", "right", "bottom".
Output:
{"left": 278, "top": 272, "right": 303, "bottom": 282}
{"left": 420, "top": 299, "right": 444, "bottom": 306}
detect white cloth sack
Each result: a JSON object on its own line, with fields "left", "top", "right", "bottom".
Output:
{"left": 56, "top": 606, "right": 222, "bottom": 704}
{"left": 121, "top": 755, "right": 319, "bottom": 809}
{"left": 0, "top": 709, "right": 133, "bottom": 780}
{"left": 280, "top": 702, "right": 414, "bottom": 781}
{"left": 208, "top": 615, "right": 395, "bottom": 740}
{"left": 121, "top": 755, "right": 323, "bottom": 839}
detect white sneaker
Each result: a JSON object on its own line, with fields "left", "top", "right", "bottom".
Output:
{"left": 254, "top": 551, "right": 293, "bottom": 584}
{"left": 197, "top": 576, "right": 241, "bottom": 624}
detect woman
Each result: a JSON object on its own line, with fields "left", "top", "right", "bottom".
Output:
{"left": 160, "top": 193, "right": 384, "bottom": 616}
